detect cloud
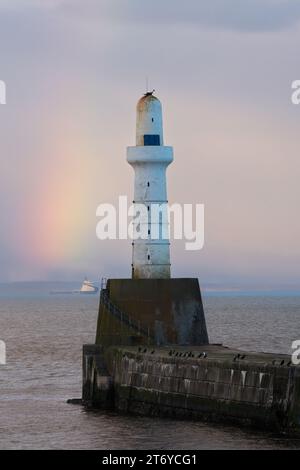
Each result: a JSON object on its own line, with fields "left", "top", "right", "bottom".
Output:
{"left": 55, "top": 0, "right": 300, "bottom": 32}
{"left": 1, "top": 0, "right": 300, "bottom": 283}
{"left": 2, "top": 0, "right": 300, "bottom": 32}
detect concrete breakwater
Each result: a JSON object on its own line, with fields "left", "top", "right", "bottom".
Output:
{"left": 81, "top": 279, "right": 300, "bottom": 435}
{"left": 83, "top": 345, "right": 300, "bottom": 434}
{"left": 82, "top": 343, "right": 300, "bottom": 435}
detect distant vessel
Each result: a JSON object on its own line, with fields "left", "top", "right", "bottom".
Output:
{"left": 50, "top": 278, "right": 98, "bottom": 295}
{"left": 79, "top": 279, "right": 99, "bottom": 294}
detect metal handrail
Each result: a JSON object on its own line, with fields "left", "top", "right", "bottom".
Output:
{"left": 100, "top": 289, "right": 154, "bottom": 340}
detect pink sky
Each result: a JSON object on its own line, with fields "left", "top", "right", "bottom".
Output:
{"left": 0, "top": 1, "right": 300, "bottom": 287}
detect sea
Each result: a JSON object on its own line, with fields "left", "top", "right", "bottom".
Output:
{"left": 0, "top": 282, "right": 299, "bottom": 450}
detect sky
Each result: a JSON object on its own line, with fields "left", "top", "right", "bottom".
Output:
{"left": 0, "top": 0, "right": 300, "bottom": 287}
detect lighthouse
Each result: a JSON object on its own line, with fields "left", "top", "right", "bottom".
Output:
{"left": 127, "top": 91, "right": 173, "bottom": 279}
{"left": 93, "top": 90, "right": 208, "bottom": 351}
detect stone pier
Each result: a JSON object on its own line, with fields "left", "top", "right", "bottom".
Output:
{"left": 82, "top": 343, "right": 300, "bottom": 435}
{"left": 81, "top": 278, "right": 300, "bottom": 435}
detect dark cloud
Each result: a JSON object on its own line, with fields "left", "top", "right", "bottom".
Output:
{"left": 58, "top": 0, "right": 300, "bottom": 32}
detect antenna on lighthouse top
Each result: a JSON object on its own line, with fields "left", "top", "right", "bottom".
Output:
{"left": 144, "top": 76, "right": 155, "bottom": 96}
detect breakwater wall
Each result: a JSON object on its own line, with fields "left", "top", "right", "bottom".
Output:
{"left": 82, "top": 344, "right": 300, "bottom": 435}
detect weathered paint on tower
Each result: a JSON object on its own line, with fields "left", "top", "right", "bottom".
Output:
{"left": 127, "top": 93, "right": 173, "bottom": 279}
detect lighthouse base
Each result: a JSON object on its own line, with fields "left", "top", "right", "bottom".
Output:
{"left": 95, "top": 278, "right": 209, "bottom": 348}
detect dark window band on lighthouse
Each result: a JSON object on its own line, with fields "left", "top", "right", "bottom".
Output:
{"left": 144, "top": 134, "right": 160, "bottom": 146}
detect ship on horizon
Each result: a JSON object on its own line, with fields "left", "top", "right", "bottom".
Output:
{"left": 79, "top": 278, "right": 99, "bottom": 294}
{"left": 50, "top": 278, "right": 99, "bottom": 295}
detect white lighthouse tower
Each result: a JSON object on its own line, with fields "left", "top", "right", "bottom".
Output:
{"left": 127, "top": 91, "right": 173, "bottom": 279}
